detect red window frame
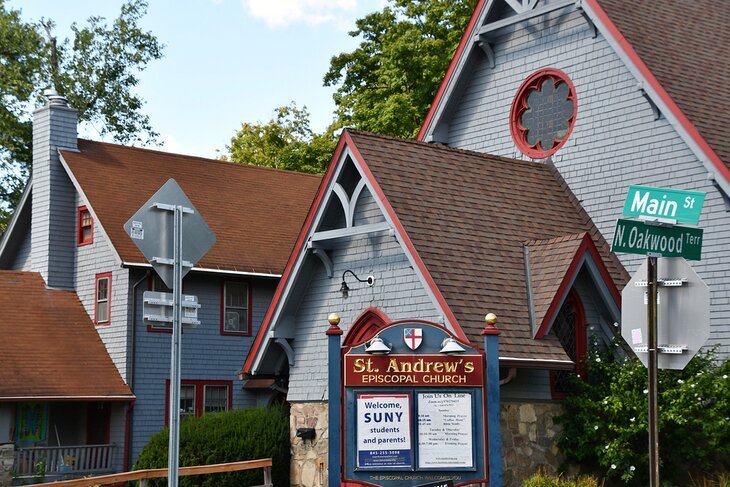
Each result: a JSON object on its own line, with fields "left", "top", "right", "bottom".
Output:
{"left": 78, "top": 206, "right": 94, "bottom": 246}
{"left": 164, "top": 379, "right": 233, "bottom": 424}
{"left": 510, "top": 68, "right": 578, "bottom": 159}
{"left": 94, "top": 272, "right": 112, "bottom": 326}
{"left": 220, "top": 280, "right": 252, "bottom": 336}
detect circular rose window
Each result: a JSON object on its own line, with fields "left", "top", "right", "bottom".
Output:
{"left": 510, "top": 68, "right": 577, "bottom": 158}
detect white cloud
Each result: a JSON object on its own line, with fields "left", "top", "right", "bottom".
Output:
{"left": 243, "top": 0, "right": 360, "bottom": 29}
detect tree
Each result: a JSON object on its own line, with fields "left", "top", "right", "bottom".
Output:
{"left": 324, "top": 0, "right": 476, "bottom": 138}
{"left": 0, "top": 0, "right": 164, "bottom": 230}
{"left": 223, "top": 102, "right": 336, "bottom": 175}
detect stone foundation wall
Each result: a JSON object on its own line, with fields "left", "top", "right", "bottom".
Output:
{"left": 290, "top": 403, "right": 328, "bottom": 487}
{"left": 501, "top": 402, "right": 564, "bottom": 487}
{"left": 289, "top": 401, "right": 564, "bottom": 487}
{"left": 0, "top": 444, "right": 13, "bottom": 487}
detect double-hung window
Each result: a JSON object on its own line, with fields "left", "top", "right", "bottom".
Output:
{"left": 166, "top": 380, "right": 231, "bottom": 422}
{"left": 78, "top": 206, "right": 93, "bottom": 245}
{"left": 94, "top": 273, "right": 112, "bottom": 325}
{"left": 221, "top": 281, "right": 250, "bottom": 335}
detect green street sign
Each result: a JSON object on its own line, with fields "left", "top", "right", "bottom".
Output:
{"left": 623, "top": 185, "right": 705, "bottom": 225}
{"left": 612, "top": 219, "right": 703, "bottom": 260}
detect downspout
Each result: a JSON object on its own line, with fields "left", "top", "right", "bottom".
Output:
{"left": 125, "top": 269, "right": 151, "bottom": 470}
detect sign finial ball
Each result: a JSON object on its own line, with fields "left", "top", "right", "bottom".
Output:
{"left": 485, "top": 313, "right": 497, "bottom": 326}
{"left": 328, "top": 313, "right": 341, "bottom": 326}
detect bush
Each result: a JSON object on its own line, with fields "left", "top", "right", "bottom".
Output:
{"left": 523, "top": 470, "right": 600, "bottom": 487}
{"left": 134, "top": 406, "right": 290, "bottom": 486}
{"left": 557, "top": 344, "right": 730, "bottom": 486}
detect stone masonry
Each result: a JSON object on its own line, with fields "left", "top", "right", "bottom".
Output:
{"left": 0, "top": 444, "right": 13, "bottom": 487}
{"left": 289, "top": 401, "right": 564, "bottom": 487}
{"left": 290, "top": 403, "right": 328, "bottom": 487}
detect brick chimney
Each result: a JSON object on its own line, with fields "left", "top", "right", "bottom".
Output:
{"left": 30, "top": 89, "right": 78, "bottom": 288}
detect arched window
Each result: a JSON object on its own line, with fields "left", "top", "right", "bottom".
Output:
{"left": 550, "top": 289, "right": 587, "bottom": 398}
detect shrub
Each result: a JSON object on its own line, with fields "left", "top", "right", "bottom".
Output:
{"left": 557, "top": 344, "right": 730, "bottom": 486}
{"left": 134, "top": 406, "right": 290, "bottom": 486}
{"left": 523, "top": 470, "right": 600, "bottom": 487}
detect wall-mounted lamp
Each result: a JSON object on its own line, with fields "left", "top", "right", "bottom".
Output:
{"left": 365, "top": 336, "right": 392, "bottom": 355}
{"left": 440, "top": 337, "right": 466, "bottom": 355}
{"left": 340, "top": 269, "right": 375, "bottom": 298}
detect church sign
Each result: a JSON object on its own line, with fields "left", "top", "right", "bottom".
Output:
{"left": 336, "top": 321, "right": 488, "bottom": 487}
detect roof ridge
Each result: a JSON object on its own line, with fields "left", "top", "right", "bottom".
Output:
{"left": 346, "top": 129, "right": 553, "bottom": 170}
{"left": 70, "top": 139, "right": 323, "bottom": 180}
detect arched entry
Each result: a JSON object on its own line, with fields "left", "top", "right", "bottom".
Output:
{"left": 343, "top": 307, "right": 390, "bottom": 346}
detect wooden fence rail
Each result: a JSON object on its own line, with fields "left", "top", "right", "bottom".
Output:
{"left": 20, "top": 458, "right": 273, "bottom": 487}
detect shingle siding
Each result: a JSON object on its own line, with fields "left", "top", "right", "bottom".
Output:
{"left": 129, "top": 270, "right": 275, "bottom": 460}
{"left": 30, "top": 103, "right": 78, "bottom": 289}
{"left": 9, "top": 228, "right": 32, "bottom": 270}
{"left": 444, "top": 7, "right": 730, "bottom": 356}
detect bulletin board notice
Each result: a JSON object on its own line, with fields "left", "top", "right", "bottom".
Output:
{"left": 417, "top": 392, "right": 473, "bottom": 469}
{"left": 357, "top": 393, "right": 412, "bottom": 469}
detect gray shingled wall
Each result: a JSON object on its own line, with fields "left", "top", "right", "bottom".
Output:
{"left": 30, "top": 100, "right": 78, "bottom": 289}
{"left": 443, "top": 8, "right": 730, "bottom": 355}
{"left": 287, "top": 189, "right": 443, "bottom": 402}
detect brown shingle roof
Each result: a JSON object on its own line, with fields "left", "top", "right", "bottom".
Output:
{"left": 60, "top": 141, "right": 322, "bottom": 275}
{"left": 0, "top": 271, "right": 132, "bottom": 399}
{"left": 526, "top": 233, "right": 586, "bottom": 333}
{"left": 348, "top": 130, "right": 626, "bottom": 362}
{"left": 596, "top": 0, "right": 730, "bottom": 172}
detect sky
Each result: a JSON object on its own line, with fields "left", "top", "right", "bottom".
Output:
{"left": 10, "top": 0, "right": 387, "bottom": 159}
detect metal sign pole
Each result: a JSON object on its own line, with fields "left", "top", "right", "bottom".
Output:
{"left": 167, "top": 205, "right": 184, "bottom": 487}
{"left": 647, "top": 256, "right": 659, "bottom": 487}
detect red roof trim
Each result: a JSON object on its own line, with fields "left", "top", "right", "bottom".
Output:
{"left": 243, "top": 135, "right": 346, "bottom": 373}
{"left": 585, "top": 0, "right": 730, "bottom": 183}
{"left": 344, "top": 132, "right": 468, "bottom": 341}
{"left": 417, "top": 0, "right": 488, "bottom": 141}
{"left": 535, "top": 234, "right": 620, "bottom": 339}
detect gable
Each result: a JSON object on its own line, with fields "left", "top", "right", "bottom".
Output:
{"left": 420, "top": 0, "right": 730, "bottom": 196}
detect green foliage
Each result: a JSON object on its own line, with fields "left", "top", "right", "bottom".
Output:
{"left": 0, "top": 0, "right": 163, "bottom": 228}
{"left": 523, "top": 470, "right": 600, "bottom": 487}
{"left": 223, "top": 102, "right": 336, "bottom": 174}
{"left": 557, "top": 344, "right": 730, "bottom": 486}
{"left": 133, "top": 406, "right": 290, "bottom": 487}
{"left": 324, "top": 0, "right": 476, "bottom": 138}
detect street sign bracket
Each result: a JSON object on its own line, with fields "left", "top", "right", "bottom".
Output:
{"left": 634, "top": 279, "right": 687, "bottom": 288}
{"left": 633, "top": 345, "right": 688, "bottom": 354}
{"left": 152, "top": 202, "right": 194, "bottom": 214}
{"left": 639, "top": 216, "right": 678, "bottom": 226}
{"left": 151, "top": 256, "right": 193, "bottom": 268}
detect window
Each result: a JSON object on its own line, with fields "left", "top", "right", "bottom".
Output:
{"left": 550, "top": 290, "right": 587, "bottom": 398}
{"left": 221, "top": 281, "right": 251, "bottom": 335}
{"left": 94, "top": 273, "right": 112, "bottom": 325}
{"left": 166, "top": 380, "right": 232, "bottom": 422}
{"left": 510, "top": 68, "right": 577, "bottom": 159}
{"left": 180, "top": 385, "right": 196, "bottom": 421}
{"left": 204, "top": 385, "right": 229, "bottom": 414}
{"left": 78, "top": 206, "right": 94, "bottom": 245}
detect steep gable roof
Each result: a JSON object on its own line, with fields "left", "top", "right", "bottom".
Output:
{"left": 419, "top": 0, "right": 730, "bottom": 189}
{"left": 0, "top": 271, "right": 133, "bottom": 399}
{"left": 60, "top": 140, "right": 322, "bottom": 275}
{"left": 349, "top": 130, "right": 625, "bottom": 361}
{"left": 246, "top": 129, "right": 626, "bottom": 372}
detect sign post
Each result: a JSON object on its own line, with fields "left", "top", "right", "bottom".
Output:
{"left": 613, "top": 184, "right": 706, "bottom": 487}
{"left": 125, "top": 179, "right": 215, "bottom": 487}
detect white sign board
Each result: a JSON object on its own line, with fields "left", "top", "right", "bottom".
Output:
{"left": 417, "top": 393, "right": 473, "bottom": 469}
{"left": 621, "top": 257, "right": 710, "bottom": 369}
{"left": 357, "top": 394, "right": 412, "bottom": 468}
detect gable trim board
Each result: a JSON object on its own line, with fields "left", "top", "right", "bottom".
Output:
{"left": 244, "top": 131, "right": 465, "bottom": 375}
{"left": 0, "top": 395, "right": 134, "bottom": 401}
{"left": 418, "top": 0, "right": 730, "bottom": 196}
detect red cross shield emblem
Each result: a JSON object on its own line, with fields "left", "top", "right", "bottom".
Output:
{"left": 403, "top": 328, "right": 423, "bottom": 350}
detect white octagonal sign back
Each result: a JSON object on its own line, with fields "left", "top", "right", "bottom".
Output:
{"left": 621, "top": 258, "right": 710, "bottom": 369}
